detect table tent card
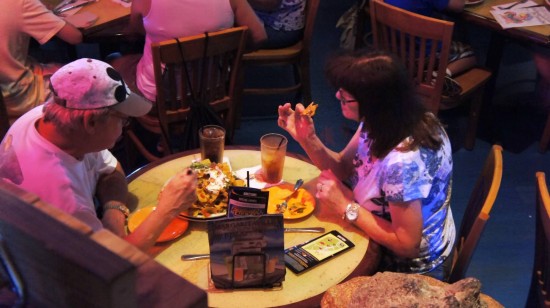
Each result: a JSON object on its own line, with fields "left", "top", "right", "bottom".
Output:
{"left": 227, "top": 187, "right": 269, "bottom": 217}
{"left": 207, "top": 215, "right": 286, "bottom": 289}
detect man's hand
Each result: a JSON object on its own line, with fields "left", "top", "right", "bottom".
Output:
{"left": 156, "top": 168, "right": 198, "bottom": 217}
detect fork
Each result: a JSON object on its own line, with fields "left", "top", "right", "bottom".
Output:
{"left": 54, "top": 0, "right": 94, "bottom": 15}
{"left": 276, "top": 179, "right": 304, "bottom": 213}
{"left": 498, "top": 0, "right": 528, "bottom": 10}
{"left": 53, "top": 0, "right": 76, "bottom": 14}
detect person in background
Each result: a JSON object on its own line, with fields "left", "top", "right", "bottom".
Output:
{"left": 0, "top": 0, "right": 82, "bottom": 123}
{"left": 385, "top": 0, "right": 477, "bottom": 97}
{"left": 110, "top": 0, "right": 267, "bottom": 103}
{"left": 0, "top": 58, "right": 197, "bottom": 252}
{"left": 277, "top": 49, "right": 455, "bottom": 280}
{"left": 248, "top": 0, "right": 305, "bottom": 49}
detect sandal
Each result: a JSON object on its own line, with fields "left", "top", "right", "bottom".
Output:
{"left": 442, "top": 75, "right": 462, "bottom": 97}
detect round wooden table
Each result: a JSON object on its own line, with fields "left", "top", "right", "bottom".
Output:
{"left": 127, "top": 146, "right": 380, "bottom": 307}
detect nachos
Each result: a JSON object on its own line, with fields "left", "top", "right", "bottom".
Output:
{"left": 184, "top": 160, "right": 245, "bottom": 218}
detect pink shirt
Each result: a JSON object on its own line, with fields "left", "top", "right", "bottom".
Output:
{"left": 136, "top": 0, "right": 234, "bottom": 101}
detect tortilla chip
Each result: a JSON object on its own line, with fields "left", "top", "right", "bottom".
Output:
{"left": 301, "top": 102, "right": 318, "bottom": 117}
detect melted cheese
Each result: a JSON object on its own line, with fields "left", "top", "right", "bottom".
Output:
{"left": 205, "top": 168, "right": 228, "bottom": 192}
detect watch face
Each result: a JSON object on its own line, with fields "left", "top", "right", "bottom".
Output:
{"left": 346, "top": 203, "right": 359, "bottom": 221}
{"left": 346, "top": 210, "right": 358, "bottom": 221}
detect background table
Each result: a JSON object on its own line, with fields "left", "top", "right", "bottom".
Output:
{"left": 127, "top": 146, "right": 380, "bottom": 307}
{"left": 78, "top": 0, "right": 130, "bottom": 36}
{"left": 462, "top": 0, "right": 550, "bottom": 47}
{"left": 460, "top": 0, "right": 549, "bottom": 144}
{"left": 461, "top": 0, "right": 549, "bottom": 84}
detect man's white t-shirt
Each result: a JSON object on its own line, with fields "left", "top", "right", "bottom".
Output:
{"left": 2, "top": 106, "right": 118, "bottom": 230}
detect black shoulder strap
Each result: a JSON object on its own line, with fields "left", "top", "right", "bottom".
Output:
{"left": 175, "top": 31, "right": 209, "bottom": 106}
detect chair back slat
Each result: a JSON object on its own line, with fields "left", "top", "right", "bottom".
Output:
{"left": 370, "top": 0, "right": 453, "bottom": 113}
{"left": 448, "top": 145, "right": 503, "bottom": 283}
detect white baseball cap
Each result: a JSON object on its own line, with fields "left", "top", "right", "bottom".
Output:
{"left": 49, "top": 58, "right": 152, "bottom": 117}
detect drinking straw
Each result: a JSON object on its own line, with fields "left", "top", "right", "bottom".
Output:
{"left": 277, "top": 136, "right": 285, "bottom": 149}
{"left": 247, "top": 171, "right": 250, "bottom": 187}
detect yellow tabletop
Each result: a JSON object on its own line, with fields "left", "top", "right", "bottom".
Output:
{"left": 127, "top": 147, "right": 377, "bottom": 307}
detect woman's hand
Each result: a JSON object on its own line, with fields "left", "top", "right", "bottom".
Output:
{"left": 315, "top": 169, "right": 354, "bottom": 214}
{"left": 277, "top": 102, "right": 316, "bottom": 143}
{"left": 156, "top": 168, "right": 198, "bottom": 217}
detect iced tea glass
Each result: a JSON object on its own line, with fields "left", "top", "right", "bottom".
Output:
{"left": 260, "top": 133, "right": 287, "bottom": 184}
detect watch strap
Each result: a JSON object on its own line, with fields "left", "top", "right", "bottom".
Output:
{"left": 103, "top": 201, "right": 130, "bottom": 218}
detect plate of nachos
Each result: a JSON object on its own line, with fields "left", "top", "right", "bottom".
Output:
{"left": 177, "top": 159, "right": 245, "bottom": 220}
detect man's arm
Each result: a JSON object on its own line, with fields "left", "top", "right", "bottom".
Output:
{"left": 56, "top": 22, "right": 83, "bottom": 45}
{"left": 95, "top": 162, "right": 129, "bottom": 236}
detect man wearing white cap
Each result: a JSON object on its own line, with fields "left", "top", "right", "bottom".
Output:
{"left": 0, "top": 58, "right": 197, "bottom": 252}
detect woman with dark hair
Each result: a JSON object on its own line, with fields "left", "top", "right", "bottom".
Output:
{"left": 277, "top": 49, "right": 455, "bottom": 280}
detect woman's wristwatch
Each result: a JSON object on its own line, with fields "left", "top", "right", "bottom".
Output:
{"left": 342, "top": 202, "right": 360, "bottom": 222}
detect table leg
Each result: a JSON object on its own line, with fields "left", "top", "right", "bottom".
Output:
{"left": 480, "top": 32, "right": 507, "bottom": 145}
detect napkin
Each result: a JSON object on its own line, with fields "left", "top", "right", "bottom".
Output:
{"left": 234, "top": 165, "right": 283, "bottom": 189}
{"left": 490, "top": 0, "right": 550, "bottom": 29}
{"left": 110, "top": 0, "right": 131, "bottom": 8}
{"left": 64, "top": 12, "right": 98, "bottom": 28}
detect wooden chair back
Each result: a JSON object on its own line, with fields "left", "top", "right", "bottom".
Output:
{"left": 0, "top": 181, "right": 207, "bottom": 307}
{"left": 369, "top": 0, "right": 492, "bottom": 151}
{"left": 0, "top": 91, "right": 9, "bottom": 141}
{"left": 527, "top": 172, "right": 550, "bottom": 307}
{"left": 241, "top": 0, "right": 320, "bottom": 105}
{"left": 369, "top": 0, "right": 452, "bottom": 114}
{"left": 448, "top": 145, "right": 503, "bottom": 283}
{"left": 127, "top": 26, "right": 248, "bottom": 161}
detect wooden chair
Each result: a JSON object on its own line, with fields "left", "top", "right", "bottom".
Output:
{"left": 526, "top": 172, "right": 550, "bottom": 307}
{"left": 0, "top": 91, "right": 9, "bottom": 141}
{"left": 369, "top": 0, "right": 492, "bottom": 150}
{"left": 0, "top": 181, "right": 207, "bottom": 307}
{"left": 241, "top": 0, "right": 320, "bottom": 108}
{"left": 126, "top": 26, "right": 248, "bottom": 162}
{"left": 447, "top": 144, "right": 503, "bottom": 283}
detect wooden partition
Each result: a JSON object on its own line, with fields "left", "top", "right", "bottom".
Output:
{"left": 0, "top": 181, "right": 207, "bottom": 307}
